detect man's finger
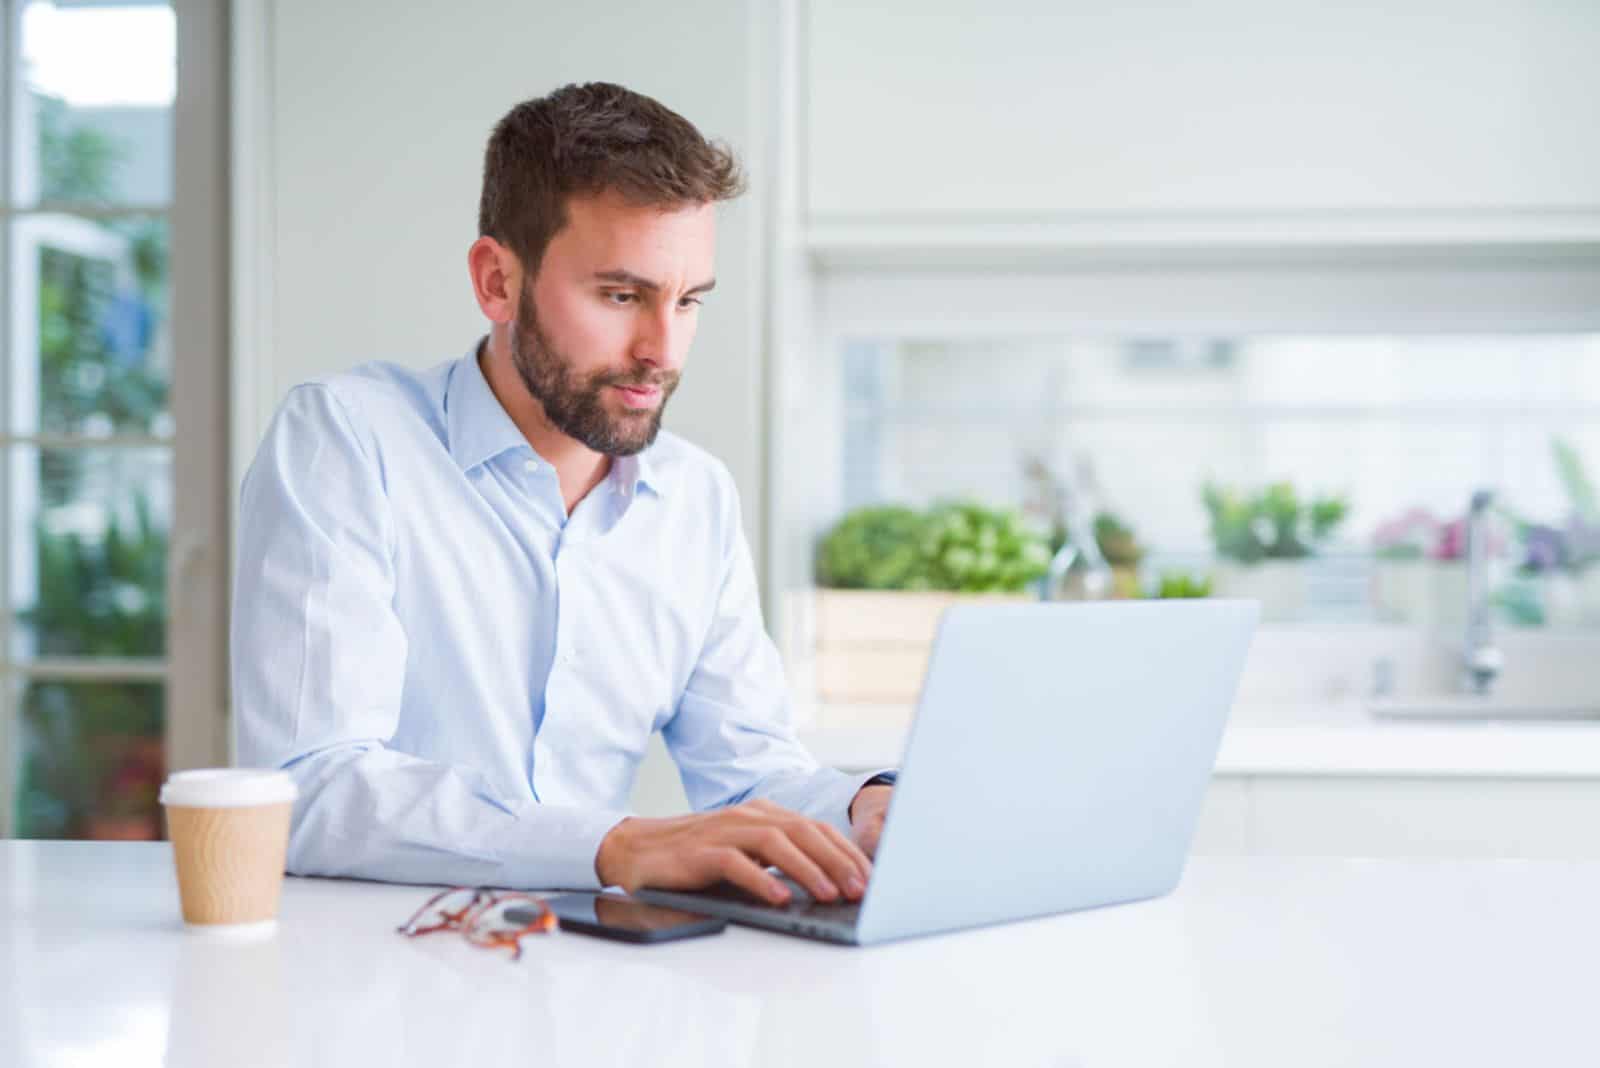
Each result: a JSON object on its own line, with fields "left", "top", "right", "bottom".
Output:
{"left": 815, "top": 819, "right": 874, "bottom": 881}
{"left": 728, "top": 826, "right": 839, "bottom": 902}
{"left": 703, "top": 846, "right": 792, "bottom": 906}
{"left": 787, "top": 820, "right": 870, "bottom": 899}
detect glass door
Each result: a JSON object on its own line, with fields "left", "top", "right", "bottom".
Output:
{"left": 1, "top": 0, "right": 205, "bottom": 840}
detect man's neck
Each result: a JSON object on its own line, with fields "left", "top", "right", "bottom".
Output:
{"left": 479, "top": 333, "right": 611, "bottom": 515}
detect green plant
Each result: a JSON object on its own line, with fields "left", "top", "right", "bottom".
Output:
{"left": 920, "top": 501, "right": 1052, "bottom": 593}
{"left": 1202, "top": 481, "right": 1348, "bottom": 563}
{"left": 18, "top": 682, "right": 164, "bottom": 839}
{"left": 25, "top": 495, "right": 167, "bottom": 657}
{"left": 38, "top": 93, "right": 126, "bottom": 202}
{"left": 815, "top": 500, "right": 1052, "bottom": 594}
{"left": 1154, "top": 571, "right": 1213, "bottom": 599}
{"left": 1554, "top": 437, "right": 1598, "bottom": 524}
{"left": 15, "top": 497, "right": 168, "bottom": 839}
{"left": 1092, "top": 511, "right": 1144, "bottom": 567}
{"left": 815, "top": 505, "right": 932, "bottom": 590}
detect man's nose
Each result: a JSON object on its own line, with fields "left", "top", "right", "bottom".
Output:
{"left": 630, "top": 303, "right": 690, "bottom": 372}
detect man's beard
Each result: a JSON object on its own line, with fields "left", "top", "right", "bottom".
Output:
{"left": 509, "top": 291, "right": 680, "bottom": 458}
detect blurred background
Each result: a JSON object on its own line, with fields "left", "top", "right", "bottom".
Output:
{"left": 5, "top": 0, "right": 1600, "bottom": 857}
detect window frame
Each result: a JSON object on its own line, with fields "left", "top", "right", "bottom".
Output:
{"left": 0, "top": 0, "right": 229, "bottom": 837}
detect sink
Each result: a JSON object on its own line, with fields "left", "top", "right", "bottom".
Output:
{"left": 1219, "top": 625, "right": 1600, "bottom": 727}
{"left": 1368, "top": 696, "right": 1600, "bottom": 722}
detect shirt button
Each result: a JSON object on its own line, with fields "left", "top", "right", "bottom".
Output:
{"left": 523, "top": 459, "right": 538, "bottom": 474}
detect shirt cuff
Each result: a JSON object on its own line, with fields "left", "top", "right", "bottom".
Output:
{"left": 840, "top": 768, "right": 899, "bottom": 831}
{"left": 493, "top": 803, "right": 634, "bottom": 892}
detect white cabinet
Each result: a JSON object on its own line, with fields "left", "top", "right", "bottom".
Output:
{"left": 1194, "top": 775, "right": 1600, "bottom": 859}
{"left": 793, "top": 720, "right": 1600, "bottom": 859}
{"left": 805, "top": 0, "right": 1600, "bottom": 237}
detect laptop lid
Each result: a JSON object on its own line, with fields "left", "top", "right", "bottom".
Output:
{"left": 854, "top": 599, "right": 1258, "bottom": 945}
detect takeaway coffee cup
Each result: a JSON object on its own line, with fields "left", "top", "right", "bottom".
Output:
{"left": 160, "top": 768, "right": 297, "bottom": 937}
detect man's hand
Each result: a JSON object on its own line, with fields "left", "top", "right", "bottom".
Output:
{"left": 595, "top": 799, "right": 873, "bottom": 906}
{"left": 848, "top": 784, "right": 893, "bottom": 859}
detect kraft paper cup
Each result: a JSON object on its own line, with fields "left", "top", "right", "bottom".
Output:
{"left": 160, "top": 769, "right": 298, "bottom": 938}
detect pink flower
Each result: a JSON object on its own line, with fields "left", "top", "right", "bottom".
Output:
{"left": 1372, "top": 508, "right": 1441, "bottom": 557}
{"left": 1430, "top": 515, "right": 1507, "bottom": 561}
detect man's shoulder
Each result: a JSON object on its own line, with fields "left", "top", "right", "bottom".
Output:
{"left": 267, "top": 361, "right": 458, "bottom": 468}
{"left": 293, "top": 359, "right": 453, "bottom": 429}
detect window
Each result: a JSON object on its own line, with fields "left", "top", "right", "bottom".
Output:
{"left": 838, "top": 333, "right": 1600, "bottom": 624}
{"left": 2, "top": 0, "right": 225, "bottom": 839}
{"left": 773, "top": 255, "right": 1600, "bottom": 640}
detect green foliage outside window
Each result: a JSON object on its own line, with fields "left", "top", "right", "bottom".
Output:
{"left": 13, "top": 95, "right": 170, "bottom": 839}
{"left": 38, "top": 93, "right": 125, "bottom": 203}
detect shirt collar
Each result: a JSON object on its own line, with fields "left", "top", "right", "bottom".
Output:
{"left": 445, "top": 340, "right": 530, "bottom": 473}
{"left": 609, "top": 448, "right": 671, "bottom": 500}
{"left": 445, "top": 339, "right": 674, "bottom": 498}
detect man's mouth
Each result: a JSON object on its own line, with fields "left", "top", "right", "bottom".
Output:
{"left": 612, "top": 383, "right": 663, "bottom": 410}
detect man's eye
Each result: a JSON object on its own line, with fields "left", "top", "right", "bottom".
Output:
{"left": 603, "top": 291, "right": 636, "bottom": 305}
{"left": 677, "top": 296, "right": 703, "bottom": 309}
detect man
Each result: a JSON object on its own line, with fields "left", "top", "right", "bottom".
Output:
{"left": 233, "top": 82, "right": 895, "bottom": 908}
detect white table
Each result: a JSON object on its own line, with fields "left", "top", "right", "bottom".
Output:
{"left": 3, "top": 842, "right": 1597, "bottom": 1067}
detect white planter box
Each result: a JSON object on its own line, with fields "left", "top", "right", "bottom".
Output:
{"left": 1212, "top": 561, "right": 1309, "bottom": 623}
{"left": 1371, "top": 559, "right": 1470, "bottom": 628}
{"left": 1582, "top": 569, "right": 1600, "bottom": 627}
{"left": 811, "top": 589, "right": 1031, "bottom": 703}
{"left": 1372, "top": 558, "right": 1428, "bottom": 623}
{"left": 1537, "top": 571, "right": 1600, "bottom": 630}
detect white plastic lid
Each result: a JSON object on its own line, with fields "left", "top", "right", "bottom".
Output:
{"left": 159, "top": 768, "right": 298, "bottom": 808}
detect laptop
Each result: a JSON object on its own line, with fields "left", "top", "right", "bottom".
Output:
{"left": 636, "top": 599, "right": 1258, "bottom": 946}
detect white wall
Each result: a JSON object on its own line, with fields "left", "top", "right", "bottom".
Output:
{"left": 237, "top": 0, "right": 769, "bottom": 554}
{"left": 806, "top": 0, "right": 1600, "bottom": 223}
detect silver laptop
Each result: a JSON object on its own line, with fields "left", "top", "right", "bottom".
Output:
{"left": 636, "top": 599, "right": 1259, "bottom": 946}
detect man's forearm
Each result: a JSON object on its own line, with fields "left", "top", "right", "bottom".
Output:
{"left": 281, "top": 744, "right": 631, "bottom": 891}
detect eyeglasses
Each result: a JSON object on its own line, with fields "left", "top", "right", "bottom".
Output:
{"left": 396, "top": 886, "right": 557, "bottom": 961}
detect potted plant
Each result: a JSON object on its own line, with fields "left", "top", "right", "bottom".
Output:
{"left": 812, "top": 501, "right": 1051, "bottom": 703}
{"left": 1370, "top": 508, "right": 1443, "bottom": 624}
{"left": 1092, "top": 512, "right": 1145, "bottom": 599}
{"left": 1202, "top": 481, "right": 1347, "bottom": 621}
{"left": 1509, "top": 516, "right": 1600, "bottom": 628}
{"left": 1151, "top": 571, "right": 1213, "bottom": 599}
{"left": 1489, "top": 441, "right": 1600, "bottom": 629}
{"left": 1552, "top": 439, "right": 1600, "bottom": 626}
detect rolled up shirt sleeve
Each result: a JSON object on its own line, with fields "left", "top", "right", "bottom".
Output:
{"left": 231, "top": 384, "right": 628, "bottom": 890}
{"left": 662, "top": 472, "right": 895, "bottom": 834}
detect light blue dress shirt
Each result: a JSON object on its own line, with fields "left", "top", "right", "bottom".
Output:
{"left": 232, "top": 343, "right": 888, "bottom": 891}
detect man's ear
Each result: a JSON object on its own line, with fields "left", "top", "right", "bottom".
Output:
{"left": 467, "top": 236, "right": 522, "bottom": 324}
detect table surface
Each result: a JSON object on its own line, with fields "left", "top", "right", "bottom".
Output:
{"left": 3, "top": 841, "right": 1597, "bottom": 1068}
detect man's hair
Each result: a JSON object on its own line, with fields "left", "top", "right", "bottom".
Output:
{"left": 478, "top": 82, "right": 745, "bottom": 275}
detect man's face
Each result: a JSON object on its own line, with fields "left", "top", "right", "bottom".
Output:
{"left": 510, "top": 191, "right": 717, "bottom": 457}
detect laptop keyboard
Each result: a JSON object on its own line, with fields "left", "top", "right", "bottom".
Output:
{"left": 695, "top": 877, "right": 862, "bottom": 925}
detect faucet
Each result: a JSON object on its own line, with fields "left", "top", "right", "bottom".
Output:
{"left": 1043, "top": 538, "right": 1112, "bottom": 601}
{"left": 1024, "top": 450, "right": 1113, "bottom": 601}
{"left": 1038, "top": 459, "right": 1112, "bottom": 601}
{"left": 1462, "top": 489, "right": 1503, "bottom": 695}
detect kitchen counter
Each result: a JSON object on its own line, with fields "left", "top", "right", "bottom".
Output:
{"left": 5, "top": 841, "right": 1599, "bottom": 1067}
{"left": 799, "top": 713, "right": 1600, "bottom": 778}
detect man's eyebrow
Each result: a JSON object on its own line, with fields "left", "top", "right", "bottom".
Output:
{"left": 593, "top": 269, "right": 716, "bottom": 296}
